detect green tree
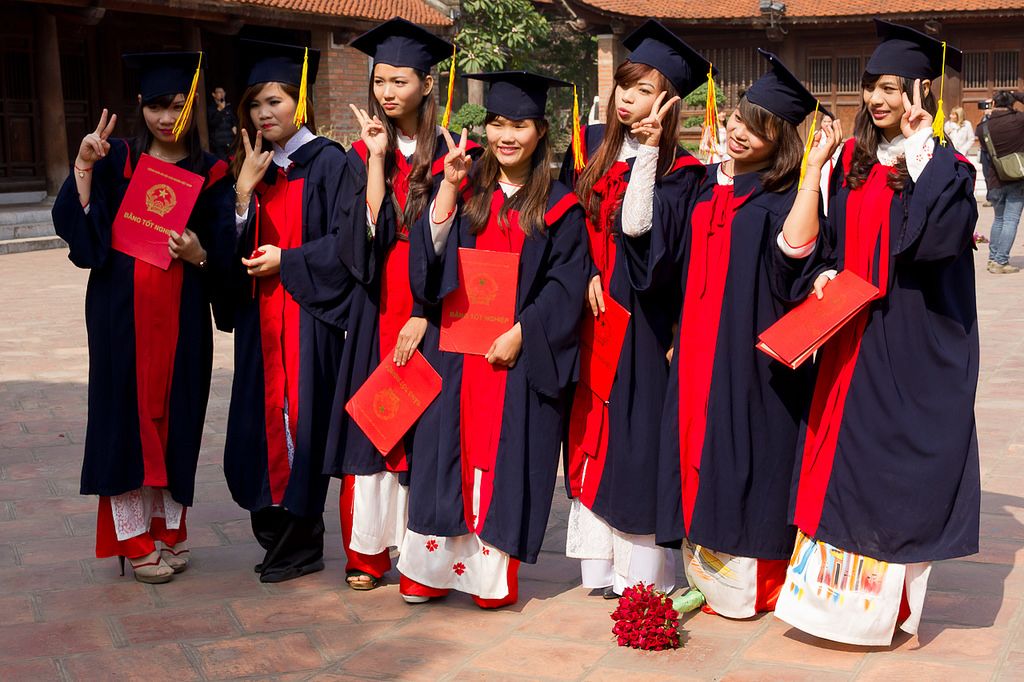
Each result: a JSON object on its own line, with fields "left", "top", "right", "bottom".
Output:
{"left": 451, "top": 0, "right": 551, "bottom": 72}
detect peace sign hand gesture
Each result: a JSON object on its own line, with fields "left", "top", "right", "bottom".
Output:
{"left": 76, "top": 109, "right": 117, "bottom": 168}
{"left": 900, "top": 78, "right": 934, "bottom": 140}
{"left": 631, "top": 92, "right": 682, "bottom": 147}
{"left": 806, "top": 116, "right": 844, "bottom": 171}
{"left": 440, "top": 127, "right": 472, "bottom": 189}
{"left": 236, "top": 129, "right": 274, "bottom": 197}
{"left": 349, "top": 104, "right": 388, "bottom": 160}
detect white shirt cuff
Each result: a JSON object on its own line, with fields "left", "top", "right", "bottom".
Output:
{"left": 429, "top": 198, "right": 457, "bottom": 256}
{"left": 366, "top": 205, "right": 377, "bottom": 239}
{"left": 905, "top": 128, "right": 936, "bottom": 183}
{"left": 777, "top": 231, "right": 817, "bottom": 259}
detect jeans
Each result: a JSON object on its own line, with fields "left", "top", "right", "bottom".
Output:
{"left": 989, "top": 182, "right": 1024, "bottom": 265}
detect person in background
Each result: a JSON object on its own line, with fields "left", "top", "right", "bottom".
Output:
{"left": 977, "top": 90, "right": 1024, "bottom": 274}
{"left": 208, "top": 86, "right": 237, "bottom": 160}
{"left": 944, "top": 106, "right": 975, "bottom": 154}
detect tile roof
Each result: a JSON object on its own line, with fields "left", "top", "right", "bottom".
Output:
{"left": 219, "top": 0, "right": 451, "bottom": 26}
{"left": 571, "top": 0, "right": 1024, "bottom": 21}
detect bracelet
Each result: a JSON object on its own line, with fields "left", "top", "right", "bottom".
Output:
{"left": 798, "top": 187, "right": 820, "bottom": 193}
{"left": 432, "top": 203, "right": 456, "bottom": 224}
{"left": 75, "top": 165, "right": 93, "bottom": 178}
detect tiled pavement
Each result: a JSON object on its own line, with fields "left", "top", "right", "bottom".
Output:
{"left": 1, "top": 204, "right": 1022, "bottom": 681}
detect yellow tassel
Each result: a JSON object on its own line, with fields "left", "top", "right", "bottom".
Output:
{"left": 293, "top": 47, "right": 309, "bottom": 129}
{"left": 932, "top": 41, "right": 947, "bottom": 146}
{"left": 572, "top": 83, "right": 585, "bottom": 172}
{"left": 441, "top": 41, "right": 457, "bottom": 128}
{"left": 798, "top": 101, "right": 820, "bottom": 190}
{"left": 172, "top": 52, "right": 202, "bottom": 141}
{"left": 698, "top": 65, "right": 718, "bottom": 163}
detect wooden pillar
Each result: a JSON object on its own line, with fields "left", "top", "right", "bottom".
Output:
{"left": 596, "top": 33, "right": 624, "bottom": 123}
{"left": 185, "top": 26, "right": 210, "bottom": 152}
{"left": 34, "top": 7, "right": 68, "bottom": 197}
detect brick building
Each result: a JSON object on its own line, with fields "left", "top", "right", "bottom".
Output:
{"left": 560, "top": 0, "right": 1024, "bottom": 135}
{"left": 1, "top": 0, "right": 454, "bottom": 201}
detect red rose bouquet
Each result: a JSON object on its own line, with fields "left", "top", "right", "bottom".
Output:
{"left": 609, "top": 583, "right": 681, "bottom": 650}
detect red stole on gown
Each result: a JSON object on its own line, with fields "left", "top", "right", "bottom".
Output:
{"left": 459, "top": 190, "right": 526, "bottom": 533}
{"left": 566, "top": 160, "right": 629, "bottom": 506}
{"left": 677, "top": 180, "right": 747, "bottom": 533}
{"left": 378, "top": 150, "right": 416, "bottom": 472}
{"left": 794, "top": 140, "right": 894, "bottom": 535}
{"left": 256, "top": 167, "right": 304, "bottom": 505}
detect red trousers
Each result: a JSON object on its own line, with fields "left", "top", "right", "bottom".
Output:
{"left": 399, "top": 559, "right": 521, "bottom": 609}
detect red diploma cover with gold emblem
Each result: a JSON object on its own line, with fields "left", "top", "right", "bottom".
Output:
{"left": 756, "top": 270, "right": 879, "bottom": 369}
{"left": 439, "top": 248, "right": 520, "bottom": 356}
{"left": 111, "top": 154, "right": 204, "bottom": 269}
{"left": 579, "top": 295, "right": 631, "bottom": 402}
{"left": 346, "top": 350, "right": 443, "bottom": 455}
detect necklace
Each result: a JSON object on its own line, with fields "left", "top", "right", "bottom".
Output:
{"left": 149, "top": 147, "right": 187, "bottom": 163}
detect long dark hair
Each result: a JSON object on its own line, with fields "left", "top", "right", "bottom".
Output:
{"left": 464, "top": 114, "right": 553, "bottom": 238}
{"left": 734, "top": 97, "right": 804, "bottom": 193}
{"left": 229, "top": 82, "right": 316, "bottom": 180}
{"left": 368, "top": 67, "right": 438, "bottom": 229}
{"left": 847, "top": 73, "right": 936, "bottom": 192}
{"left": 130, "top": 94, "right": 204, "bottom": 171}
{"left": 574, "top": 60, "right": 680, "bottom": 230}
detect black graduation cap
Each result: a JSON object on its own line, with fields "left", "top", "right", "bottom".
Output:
{"left": 865, "top": 19, "right": 963, "bottom": 81}
{"left": 240, "top": 40, "right": 321, "bottom": 88}
{"left": 622, "top": 19, "right": 714, "bottom": 97}
{"left": 122, "top": 52, "right": 202, "bottom": 102}
{"left": 745, "top": 49, "right": 833, "bottom": 124}
{"left": 462, "top": 71, "right": 572, "bottom": 120}
{"left": 350, "top": 17, "right": 453, "bottom": 72}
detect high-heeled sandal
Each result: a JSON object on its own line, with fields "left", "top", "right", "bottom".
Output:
{"left": 119, "top": 550, "right": 175, "bottom": 584}
{"left": 159, "top": 545, "right": 191, "bottom": 574}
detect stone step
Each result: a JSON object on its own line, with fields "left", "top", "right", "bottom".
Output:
{"left": 0, "top": 205, "right": 53, "bottom": 226}
{"left": 0, "top": 222, "right": 55, "bottom": 241}
{"left": 0, "top": 235, "right": 67, "bottom": 255}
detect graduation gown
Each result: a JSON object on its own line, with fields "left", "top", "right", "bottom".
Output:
{"left": 223, "top": 136, "right": 351, "bottom": 517}
{"left": 559, "top": 124, "right": 703, "bottom": 536}
{"left": 324, "top": 132, "right": 480, "bottom": 478}
{"left": 406, "top": 181, "right": 589, "bottom": 563}
{"left": 52, "top": 138, "right": 235, "bottom": 506}
{"left": 645, "top": 168, "right": 821, "bottom": 559}
{"left": 790, "top": 137, "right": 980, "bottom": 564}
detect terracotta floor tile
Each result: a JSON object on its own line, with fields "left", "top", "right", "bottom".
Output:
{"left": 740, "top": 618, "right": 867, "bottom": 671}
{"left": 307, "top": 621, "right": 393, "bottom": 662}
{"left": 856, "top": 657, "right": 993, "bottom": 680}
{"left": 0, "top": 618, "right": 112, "bottom": 660}
{"left": 191, "top": 632, "right": 324, "bottom": 678}
{"left": 470, "top": 634, "right": 608, "bottom": 679}
{"left": 0, "top": 559, "right": 90, "bottom": 593}
{"left": 332, "top": 635, "right": 475, "bottom": 680}
{"left": 36, "top": 581, "right": 157, "bottom": 621}
{"left": 0, "top": 657, "right": 62, "bottom": 682}
{"left": 595, "top": 631, "right": 739, "bottom": 676}
{"left": 230, "top": 591, "right": 356, "bottom": 633}
{"left": 62, "top": 643, "right": 199, "bottom": 681}
{"left": 390, "top": 601, "right": 520, "bottom": 647}
{"left": 117, "top": 604, "right": 240, "bottom": 644}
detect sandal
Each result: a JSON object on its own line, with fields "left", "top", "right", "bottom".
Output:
{"left": 123, "top": 550, "right": 175, "bottom": 584}
{"left": 159, "top": 545, "right": 191, "bottom": 574}
{"left": 346, "top": 570, "right": 379, "bottom": 591}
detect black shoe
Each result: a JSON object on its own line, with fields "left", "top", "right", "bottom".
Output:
{"left": 254, "top": 563, "right": 263, "bottom": 573}
{"left": 602, "top": 587, "right": 621, "bottom": 600}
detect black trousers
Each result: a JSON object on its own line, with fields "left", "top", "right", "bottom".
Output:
{"left": 250, "top": 506, "right": 325, "bottom": 583}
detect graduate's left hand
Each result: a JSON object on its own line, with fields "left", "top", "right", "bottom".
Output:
{"left": 900, "top": 79, "right": 934, "bottom": 139}
{"left": 394, "top": 316, "right": 428, "bottom": 366}
{"left": 486, "top": 323, "right": 522, "bottom": 368}
{"left": 168, "top": 229, "right": 207, "bottom": 266}
{"left": 242, "top": 244, "right": 281, "bottom": 277}
{"left": 631, "top": 91, "right": 682, "bottom": 147}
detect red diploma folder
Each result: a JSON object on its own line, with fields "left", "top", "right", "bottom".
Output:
{"left": 345, "top": 350, "right": 443, "bottom": 455}
{"left": 579, "top": 295, "right": 631, "bottom": 402}
{"left": 440, "top": 248, "right": 520, "bottom": 356}
{"left": 111, "top": 154, "right": 204, "bottom": 269}
{"left": 756, "top": 270, "right": 879, "bottom": 369}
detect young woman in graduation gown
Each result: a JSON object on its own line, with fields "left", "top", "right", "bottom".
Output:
{"left": 558, "top": 20, "right": 708, "bottom": 598}
{"left": 52, "top": 52, "right": 235, "bottom": 584}
{"left": 324, "top": 19, "right": 479, "bottom": 591}
{"left": 630, "top": 51, "right": 839, "bottom": 618}
{"left": 398, "top": 72, "right": 589, "bottom": 607}
{"left": 775, "top": 21, "right": 980, "bottom": 646}
{"left": 225, "top": 41, "right": 351, "bottom": 583}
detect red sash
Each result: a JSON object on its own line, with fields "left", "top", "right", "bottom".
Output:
{"left": 793, "top": 142, "right": 895, "bottom": 535}
{"left": 256, "top": 169, "right": 304, "bottom": 505}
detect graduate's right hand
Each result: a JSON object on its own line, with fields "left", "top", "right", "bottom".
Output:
{"left": 486, "top": 323, "right": 522, "bottom": 368}
{"left": 349, "top": 104, "right": 388, "bottom": 159}
{"left": 77, "top": 109, "right": 117, "bottom": 167}
{"left": 241, "top": 244, "right": 281, "bottom": 277}
{"left": 393, "top": 316, "right": 428, "bottom": 366}
{"left": 631, "top": 92, "right": 681, "bottom": 147}
{"left": 587, "top": 275, "right": 605, "bottom": 317}
{"left": 440, "top": 127, "right": 472, "bottom": 188}
{"left": 236, "top": 129, "right": 273, "bottom": 197}
{"left": 811, "top": 271, "right": 835, "bottom": 300}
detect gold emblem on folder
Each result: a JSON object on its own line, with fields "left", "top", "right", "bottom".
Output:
{"left": 145, "top": 184, "right": 177, "bottom": 217}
